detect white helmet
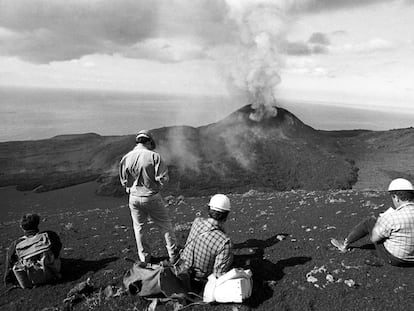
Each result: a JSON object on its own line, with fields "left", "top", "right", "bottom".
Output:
{"left": 208, "top": 194, "right": 231, "bottom": 212}
{"left": 388, "top": 178, "right": 414, "bottom": 191}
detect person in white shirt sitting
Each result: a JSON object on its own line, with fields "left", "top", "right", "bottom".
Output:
{"left": 331, "top": 178, "right": 414, "bottom": 267}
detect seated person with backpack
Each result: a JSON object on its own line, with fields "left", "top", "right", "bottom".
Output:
{"left": 175, "top": 194, "right": 234, "bottom": 292}
{"left": 4, "top": 213, "right": 62, "bottom": 288}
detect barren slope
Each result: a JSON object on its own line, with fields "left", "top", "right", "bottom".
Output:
{"left": 1, "top": 183, "right": 413, "bottom": 311}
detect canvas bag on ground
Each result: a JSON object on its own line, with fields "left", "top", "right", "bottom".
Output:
{"left": 203, "top": 268, "right": 253, "bottom": 303}
{"left": 123, "top": 262, "right": 190, "bottom": 298}
{"left": 13, "top": 232, "right": 61, "bottom": 289}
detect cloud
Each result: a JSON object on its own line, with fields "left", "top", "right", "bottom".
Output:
{"left": 282, "top": 41, "right": 312, "bottom": 55}
{"left": 282, "top": 35, "right": 330, "bottom": 56}
{"left": 0, "top": 0, "right": 403, "bottom": 64}
{"left": 0, "top": 0, "right": 158, "bottom": 62}
{"left": 311, "top": 44, "right": 329, "bottom": 54}
{"left": 308, "top": 32, "right": 330, "bottom": 45}
{"left": 0, "top": 0, "right": 230, "bottom": 63}
{"left": 124, "top": 38, "right": 206, "bottom": 63}
{"left": 331, "top": 30, "right": 347, "bottom": 37}
{"left": 289, "top": 0, "right": 395, "bottom": 13}
{"left": 338, "top": 38, "right": 395, "bottom": 54}
{"left": 284, "top": 57, "right": 332, "bottom": 77}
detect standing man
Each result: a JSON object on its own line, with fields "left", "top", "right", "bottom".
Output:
{"left": 331, "top": 178, "right": 414, "bottom": 267}
{"left": 119, "top": 130, "right": 178, "bottom": 264}
{"left": 176, "top": 194, "right": 234, "bottom": 288}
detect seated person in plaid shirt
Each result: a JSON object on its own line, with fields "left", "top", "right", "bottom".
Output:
{"left": 331, "top": 178, "right": 414, "bottom": 267}
{"left": 177, "top": 194, "right": 233, "bottom": 283}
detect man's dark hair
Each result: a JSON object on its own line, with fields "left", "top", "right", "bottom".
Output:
{"left": 208, "top": 209, "right": 229, "bottom": 222}
{"left": 136, "top": 136, "right": 156, "bottom": 150}
{"left": 20, "top": 213, "right": 40, "bottom": 231}
{"left": 390, "top": 190, "right": 414, "bottom": 202}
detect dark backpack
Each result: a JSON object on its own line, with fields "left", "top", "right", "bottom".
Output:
{"left": 123, "top": 262, "right": 190, "bottom": 298}
{"left": 13, "top": 232, "right": 61, "bottom": 288}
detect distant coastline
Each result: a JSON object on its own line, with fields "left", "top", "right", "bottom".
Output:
{"left": 1, "top": 86, "right": 413, "bottom": 142}
{"left": 0, "top": 86, "right": 240, "bottom": 142}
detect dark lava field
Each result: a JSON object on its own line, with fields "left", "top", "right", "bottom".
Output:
{"left": 1, "top": 182, "right": 413, "bottom": 311}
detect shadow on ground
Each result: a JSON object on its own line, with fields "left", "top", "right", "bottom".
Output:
{"left": 233, "top": 234, "right": 312, "bottom": 308}
{"left": 60, "top": 257, "right": 119, "bottom": 282}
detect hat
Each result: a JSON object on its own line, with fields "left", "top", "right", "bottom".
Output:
{"left": 208, "top": 194, "right": 231, "bottom": 212}
{"left": 388, "top": 178, "right": 414, "bottom": 191}
{"left": 136, "top": 130, "right": 153, "bottom": 142}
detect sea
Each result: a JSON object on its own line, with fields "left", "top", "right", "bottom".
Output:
{"left": 1, "top": 86, "right": 413, "bottom": 142}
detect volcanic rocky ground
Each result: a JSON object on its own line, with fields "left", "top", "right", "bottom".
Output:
{"left": 1, "top": 182, "right": 414, "bottom": 311}
{"left": 1, "top": 105, "right": 414, "bottom": 310}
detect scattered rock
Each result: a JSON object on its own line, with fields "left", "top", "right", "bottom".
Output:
{"left": 341, "top": 261, "right": 362, "bottom": 270}
{"left": 328, "top": 197, "right": 346, "bottom": 203}
{"left": 276, "top": 235, "right": 286, "bottom": 241}
{"left": 393, "top": 286, "right": 404, "bottom": 293}
{"left": 242, "top": 189, "right": 259, "bottom": 197}
{"left": 64, "top": 222, "right": 74, "bottom": 230}
{"left": 307, "top": 275, "right": 318, "bottom": 283}
{"left": 104, "top": 285, "right": 114, "bottom": 299}
{"left": 113, "top": 287, "right": 127, "bottom": 297}
{"left": 267, "top": 280, "right": 277, "bottom": 286}
{"left": 64, "top": 277, "right": 94, "bottom": 308}
{"left": 326, "top": 274, "right": 334, "bottom": 283}
{"left": 165, "top": 195, "right": 174, "bottom": 202}
{"left": 121, "top": 247, "right": 131, "bottom": 253}
{"left": 344, "top": 279, "right": 356, "bottom": 287}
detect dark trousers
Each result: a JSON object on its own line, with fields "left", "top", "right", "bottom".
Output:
{"left": 346, "top": 217, "right": 414, "bottom": 267}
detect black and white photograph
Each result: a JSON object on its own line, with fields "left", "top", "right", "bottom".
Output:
{"left": 1, "top": 1, "right": 414, "bottom": 310}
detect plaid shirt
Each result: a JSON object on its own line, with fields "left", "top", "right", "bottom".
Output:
{"left": 373, "top": 203, "right": 414, "bottom": 261}
{"left": 180, "top": 217, "right": 233, "bottom": 278}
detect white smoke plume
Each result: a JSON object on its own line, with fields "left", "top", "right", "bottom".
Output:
{"left": 216, "top": 0, "right": 296, "bottom": 121}
{"left": 157, "top": 127, "right": 201, "bottom": 173}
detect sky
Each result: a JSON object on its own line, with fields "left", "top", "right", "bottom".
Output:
{"left": 0, "top": 0, "right": 414, "bottom": 119}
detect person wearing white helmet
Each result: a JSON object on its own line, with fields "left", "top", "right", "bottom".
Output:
{"left": 176, "top": 194, "right": 234, "bottom": 289}
{"left": 331, "top": 178, "right": 414, "bottom": 266}
{"left": 119, "top": 130, "right": 178, "bottom": 264}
